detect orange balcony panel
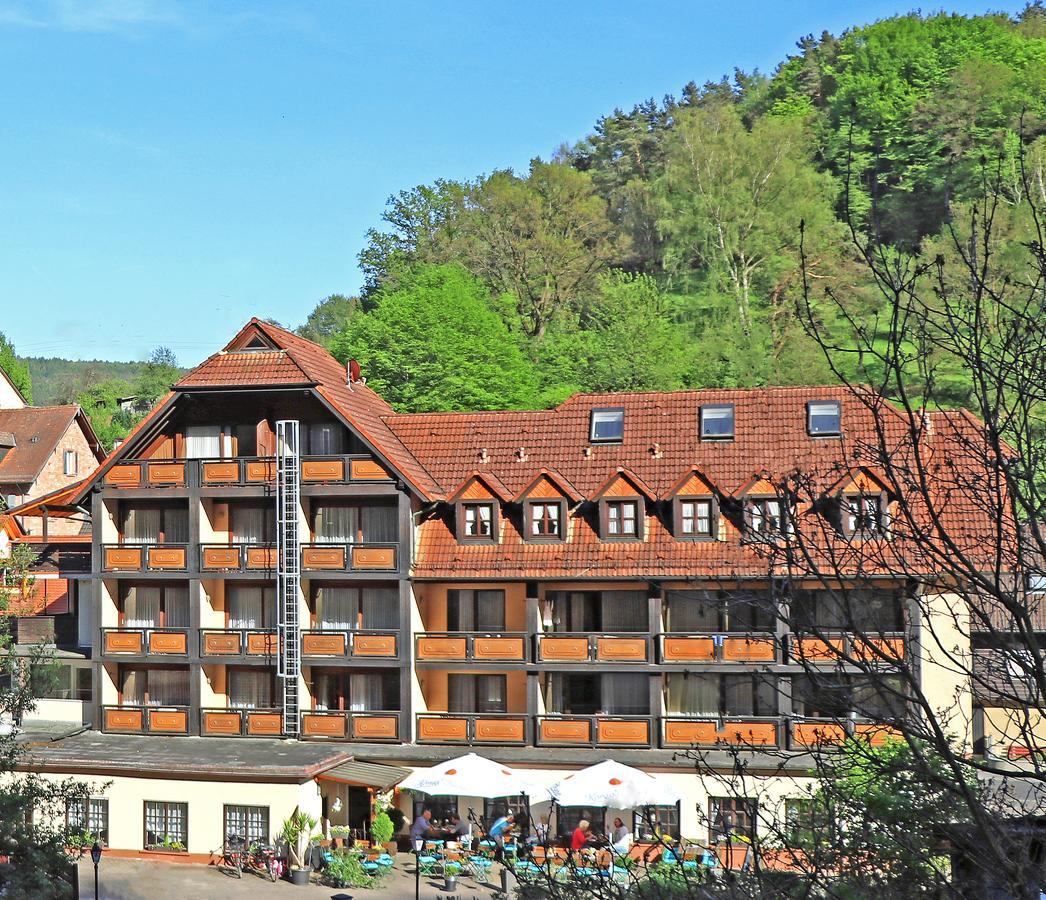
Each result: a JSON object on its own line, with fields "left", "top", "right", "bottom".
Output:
{"left": 104, "top": 547, "right": 142, "bottom": 571}
{"left": 301, "top": 459, "right": 345, "bottom": 482}
{"left": 147, "top": 547, "right": 186, "bottom": 570}
{"left": 202, "top": 712, "right": 241, "bottom": 735}
{"left": 350, "top": 459, "right": 391, "bottom": 481}
{"left": 852, "top": 638, "right": 905, "bottom": 662}
{"left": 352, "top": 715, "right": 399, "bottom": 741}
{"left": 302, "top": 633, "right": 347, "bottom": 656}
{"left": 104, "top": 631, "right": 143, "bottom": 654}
{"left": 473, "top": 637, "right": 525, "bottom": 661}
{"left": 302, "top": 547, "right": 346, "bottom": 570}
{"left": 723, "top": 637, "right": 776, "bottom": 662}
{"left": 202, "top": 632, "right": 242, "bottom": 655}
{"left": 148, "top": 632, "right": 188, "bottom": 655}
{"left": 245, "top": 547, "right": 277, "bottom": 570}
{"left": 853, "top": 723, "right": 901, "bottom": 747}
{"left": 351, "top": 547, "right": 396, "bottom": 570}
{"left": 596, "top": 637, "right": 648, "bottom": 662}
{"left": 353, "top": 634, "right": 397, "bottom": 657}
{"left": 597, "top": 720, "right": 649, "bottom": 746}
{"left": 201, "top": 461, "right": 239, "bottom": 484}
{"left": 416, "top": 636, "right": 467, "bottom": 660}
{"left": 662, "top": 636, "right": 715, "bottom": 662}
{"left": 105, "top": 708, "right": 143, "bottom": 732}
{"left": 246, "top": 713, "right": 283, "bottom": 736}
{"left": 105, "top": 465, "right": 141, "bottom": 487}
{"left": 792, "top": 722, "right": 847, "bottom": 747}
{"left": 417, "top": 717, "right": 469, "bottom": 742}
{"left": 246, "top": 633, "right": 278, "bottom": 655}
{"left": 539, "top": 637, "right": 590, "bottom": 662}
{"left": 201, "top": 547, "right": 240, "bottom": 570}
{"left": 147, "top": 462, "right": 185, "bottom": 485}
{"left": 539, "top": 719, "right": 591, "bottom": 744}
{"left": 302, "top": 714, "right": 346, "bottom": 738}
{"left": 149, "top": 710, "right": 189, "bottom": 733}
{"left": 791, "top": 638, "right": 845, "bottom": 662}
{"left": 665, "top": 720, "right": 778, "bottom": 747}
{"left": 474, "top": 717, "right": 525, "bottom": 743}
{"left": 245, "top": 461, "right": 276, "bottom": 482}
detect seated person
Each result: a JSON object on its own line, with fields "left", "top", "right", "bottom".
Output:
{"left": 410, "top": 808, "right": 434, "bottom": 846}
{"left": 611, "top": 817, "right": 632, "bottom": 855}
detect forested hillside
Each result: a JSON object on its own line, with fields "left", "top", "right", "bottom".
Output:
{"left": 25, "top": 358, "right": 160, "bottom": 406}
{"left": 301, "top": 6, "right": 1046, "bottom": 412}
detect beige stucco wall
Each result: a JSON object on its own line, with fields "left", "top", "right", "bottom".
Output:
{"left": 981, "top": 705, "right": 1046, "bottom": 757}
{"left": 0, "top": 372, "right": 25, "bottom": 410}
{"left": 917, "top": 589, "right": 973, "bottom": 751}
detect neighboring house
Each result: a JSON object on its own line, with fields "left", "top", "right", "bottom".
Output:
{"left": 8, "top": 318, "right": 1008, "bottom": 861}
{"left": 0, "top": 363, "right": 28, "bottom": 411}
{"left": 0, "top": 405, "right": 104, "bottom": 535}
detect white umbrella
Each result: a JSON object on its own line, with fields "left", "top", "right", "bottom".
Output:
{"left": 550, "top": 760, "right": 681, "bottom": 808}
{"left": 399, "top": 752, "right": 545, "bottom": 799}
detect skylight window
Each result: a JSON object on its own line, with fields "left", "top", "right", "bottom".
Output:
{"left": 700, "top": 404, "right": 735, "bottom": 440}
{"left": 590, "top": 407, "right": 624, "bottom": 443}
{"left": 807, "top": 401, "right": 841, "bottom": 436}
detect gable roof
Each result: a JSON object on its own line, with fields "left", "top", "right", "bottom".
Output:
{"left": 0, "top": 363, "right": 28, "bottom": 408}
{"left": 0, "top": 406, "right": 103, "bottom": 486}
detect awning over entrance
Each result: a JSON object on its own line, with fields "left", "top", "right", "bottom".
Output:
{"left": 318, "top": 759, "right": 410, "bottom": 791}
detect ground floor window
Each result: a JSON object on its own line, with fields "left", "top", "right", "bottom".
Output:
{"left": 66, "top": 797, "right": 108, "bottom": 845}
{"left": 633, "top": 805, "right": 679, "bottom": 841}
{"left": 224, "top": 804, "right": 268, "bottom": 845}
{"left": 557, "top": 806, "right": 606, "bottom": 839}
{"left": 483, "top": 796, "right": 529, "bottom": 830}
{"left": 30, "top": 662, "right": 92, "bottom": 701}
{"left": 784, "top": 798, "right": 839, "bottom": 847}
{"left": 412, "top": 795, "right": 458, "bottom": 826}
{"left": 145, "top": 800, "right": 188, "bottom": 851}
{"left": 708, "top": 797, "right": 756, "bottom": 844}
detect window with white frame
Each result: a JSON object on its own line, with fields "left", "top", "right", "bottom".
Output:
{"left": 807, "top": 401, "right": 841, "bottom": 436}
{"left": 680, "top": 499, "right": 713, "bottom": 538}
{"left": 63, "top": 450, "right": 78, "bottom": 476}
{"left": 67, "top": 797, "right": 108, "bottom": 845}
{"left": 530, "top": 501, "right": 562, "bottom": 539}
{"left": 589, "top": 408, "right": 624, "bottom": 443}
{"left": 747, "top": 499, "right": 787, "bottom": 535}
{"left": 144, "top": 800, "right": 187, "bottom": 850}
{"left": 224, "top": 804, "right": 268, "bottom": 845}
{"left": 846, "top": 495, "right": 884, "bottom": 535}
{"left": 463, "top": 503, "right": 493, "bottom": 539}
{"left": 606, "top": 500, "right": 638, "bottom": 537}
{"left": 700, "top": 404, "right": 734, "bottom": 440}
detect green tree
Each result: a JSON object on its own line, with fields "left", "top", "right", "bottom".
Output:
{"left": 296, "top": 294, "right": 360, "bottom": 346}
{"left": 76, "top": 378, "right": 135, "bottom": 452}
{"left": 0, "top": 333, "right": 32, "bottom": 403}
{"left": 330, "top": 265, "right": 539, "bottom": 412}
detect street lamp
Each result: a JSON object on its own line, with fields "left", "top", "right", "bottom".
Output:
{"left": 413, "top": 837, "right": 424, "bottom": 900}
{"left": 90, "top": 841, "right": 102, "bottom": 899}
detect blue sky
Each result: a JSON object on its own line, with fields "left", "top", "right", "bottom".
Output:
{"left": 0, "top": 0, "right": 1028, "bottom": 366}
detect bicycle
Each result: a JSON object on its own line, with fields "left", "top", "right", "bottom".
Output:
{"left": 220, "top": 835, "right": 247, "bottom": 878}
{"left": 249, "top": 842, "right": 284, "bottom": 882}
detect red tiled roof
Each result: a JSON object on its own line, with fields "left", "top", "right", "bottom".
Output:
{"left": 0, "top": 406, "right": 102, "bottom": 485}
{"left": 175, "top": 350, "right": 313, "bottom": 387}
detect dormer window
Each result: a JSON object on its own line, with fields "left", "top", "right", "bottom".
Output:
{"left": 680, "top": 499, "right": 714, "bottom": 539}
{"left": 844, "top": 495, "right": 884, "bottom": 537}
{"left": 746, "top": 499, "right": 788, "bottom": 537}
{"left": 530, "top": 501, "right": 563, "bottom": 540}
{"left": 463, "top": 503, "right": 493, "bottom": 539}
{"left": 700, "top": 404, "right": 734, "bottom": 441}
{"left": 606, "top": 500, "right": 638, "bottom": 538}
{"left": 590, "top": 408, "right": 624, "bottom": 443}
{"left": 807, "top": 401, "right": 841, "bottom": 436}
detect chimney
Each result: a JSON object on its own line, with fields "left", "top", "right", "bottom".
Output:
{"left": 478, "top": 448, "right": 490, "bottom": 464}
{"left": 516, "top": 447, "right": 528, "bottom": 463}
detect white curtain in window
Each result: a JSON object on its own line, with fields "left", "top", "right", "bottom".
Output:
{"left": 312, "top": 673, "right": 333, "bottom": 711}
{"left": 229, "top": 669, "right": 271, "bottom": 709}
{"left": 601, "top": 674, "right": 649, "bottom": 715}
{"left": 308, "top": 423, "right": 344, "bottom": 455}
{"left": 361, "top": 506, "right": 397, "bottom": 543}
{"left": 348, "top": 675, "right": 383, "bottom": 711}
{"left": 186, "top": 426, "right": 222, "bottom": 459}
{"left": 315, "top": 506, "right": 356, "bottom": 543}
{"left": 124, "top": 508, "right": 161, "bottom": 545}
{"left": 318, "top": 587, "right": 357, "bottom": 630}
{"left": 361, "top": 588, "right": 399, "bottom": 629}
{"left": 602, "top": 592, "right": 647, "bottom": 632}
{"left": 231, "top": 506, "right": 268, "bottom": 544}
{"left": 125, "top": 586, "right": 160, "bottom": 628}
{"left": 544, "top": 674, "right": 566, "bottom": 714}
{"left": 476, "top": 675, "right": 506, "bottom": 713}
{"left": 228, "top": 586, "right": 264, "bottom": 629}
{"left": 666, "top": 674, "right": 718, "bottom": 716}
{"left": 121, "top": 669, "right": 145, "bottom": 705}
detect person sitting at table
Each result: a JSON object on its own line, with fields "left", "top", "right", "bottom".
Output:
{"left": 611, "top": 817, "right": 632, "bottom": 855}
{"left": 448, "top": 814, "right": 471, "bottom": 842}
{"left": 488, "top": 812, "right": 515, "bottom": 860}
{"left": 410, "top": 808, "right": 433, "bottom": 846}
{"left": 571, "top": 819, "right": 591, "bottom": 854}
{"left": 532, "top": 815, "right": 550, "bottom": 847}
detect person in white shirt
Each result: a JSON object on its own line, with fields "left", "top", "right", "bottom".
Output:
{"left": 611, "top": 817, "right": 632, "bottom": 855}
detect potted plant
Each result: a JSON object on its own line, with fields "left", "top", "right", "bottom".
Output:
{"left": 444, "top": 861, "right": 462, "bottom": 892}
{"left": 370, "top": 809, "right": 396, "bottom": 856}
{"left": 329, "top": 825, "right": 351, "bottom": 849}
{"left": 322, "top": 850, "right": 371, "bottom": 888}
{"left": 281, "top": 809, "right": 318, "bottom": 886}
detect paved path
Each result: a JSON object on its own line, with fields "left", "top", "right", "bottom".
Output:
{"left": 76, "top": 855, "right": 507, "bottom": 900}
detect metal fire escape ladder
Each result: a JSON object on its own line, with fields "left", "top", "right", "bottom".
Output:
{"left": 275, "top": 419, "right": 301, "bottom": 737}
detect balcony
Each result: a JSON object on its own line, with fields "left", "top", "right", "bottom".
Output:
{"left": 788, "top": 633, "right": 906, "bottom": 664}
{"left": 535, "top": 715, "right": 653, "bottom": 748}
{"left": 659, "top": 633, "right": 778, "bottom": 664}
{"left": 661, "top": 716, "right": 780, "bottom": 749}
{"left": 200, "top": 707, "right": 284, "bottom": 737}
{"left": 101, "top": 705, "right": 189, "bottom": 735}
{"left": 197, "top": 454, "right": 394, "bottom": 488}
{"left": 103, "top": 460, "right": 188, "bottom": 489}
{"left": 200, "top": 628, "right": 279, "bottom": 658}
{"left": 535, "top": 633, "right": 652, "bottom": 664}
{"left": 301, "top": 629, "right": 399, "bottom": 659}
{"left": 301, "top": 543, "right": 399, "bottom": 574}
{"left": 100, "top": 627, "right": 189, "bottom": 657}
{"left": 415, "top": 633, "right": 528, "bottom": 664}
{"left": 101, "top": 544, "right": 190, "bottom": 573}
{"left": 199, "top": 543, "right": 277, "bottom": 573}
{"left": 300, "top": 710, "right": 402, "bottom": 742}
{"left": 788, "top": 718, "right": 902, "bottom": 749}
{"left": 415, "top": 713, "right": 530, "bottom": 746}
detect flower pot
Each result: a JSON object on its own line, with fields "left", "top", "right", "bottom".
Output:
{"left": 289, "top": 866, "right": 311, "bottom": 886}
{"left": 445, "top": 875, "right": 458, "bottom": 892}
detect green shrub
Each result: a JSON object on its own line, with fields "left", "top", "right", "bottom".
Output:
{"left": 323, "top": 850, "right": 373, "bottom": 888}
{"left": 371, "top": 810, "right": 395, "bottom": 844}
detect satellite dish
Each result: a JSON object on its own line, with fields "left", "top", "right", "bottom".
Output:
{"left": 348, "top": 359, "right": 361, "bottom": 383}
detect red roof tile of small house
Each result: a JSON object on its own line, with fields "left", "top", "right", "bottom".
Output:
{"left": 0, "top": 406, "right": 104, "bottom": 485}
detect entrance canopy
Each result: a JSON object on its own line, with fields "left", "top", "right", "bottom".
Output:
{"left": 550, "top": 760, "right": 681, "bottom": 808}
{"left": 318, "top": 759, "right": 411, "bottom": 791}
{"left": 399, "top": 752, "right": 545, "bottom": 799}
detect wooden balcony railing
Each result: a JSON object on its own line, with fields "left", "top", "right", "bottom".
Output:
{"left": 788, "top": 717, "right": 902, "bottom": 750}
{"left": 535, "top": 633, "right": 652, "bottom": 664}
{"left": 661, "top": 716, "right": 780, "bottom": 749}
{"left": 101, "top": 627, "right": 189, "bottom": 657}
{"left": 659, "top": 633, "right": 778, "bottom": 664}
{"left": 300, "top": 710, "right": 402, "bottom": 742}
{"left": 101, "top": 543, "right": 190, "bottom": 573}
{"left": 535, "top": 715, "right": 653, "bottom": 748}
{"left": 200, "top": 707, "right": 283, "bottom": 737}
{"left": 197, "top": 454, "right": 393, "bottom": 487}
{"left": 199, "top": 628, "right": 279, "bottom": 658}
{"left": 101, "top": 705, "right": 190, "bottom": 735}
{"left": 788, "top": 632, "right": 906, "bottom": 664}
{"left": 199, "top": 543, "right": 277, "bottom": 573}
{"left": 301, "top": 542, "right": 399, "bottom": 573}
{"left": 301, "top": 629, "right": 399, "bottom": 659}
{"left": 103, "top": 460, "right": 187, "bottom": 489}
{"left": 415, "top": 713, "right": 530, "bottom": 746}
{"left": 415, "top": 632, "right": 528, "bottom": 663}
